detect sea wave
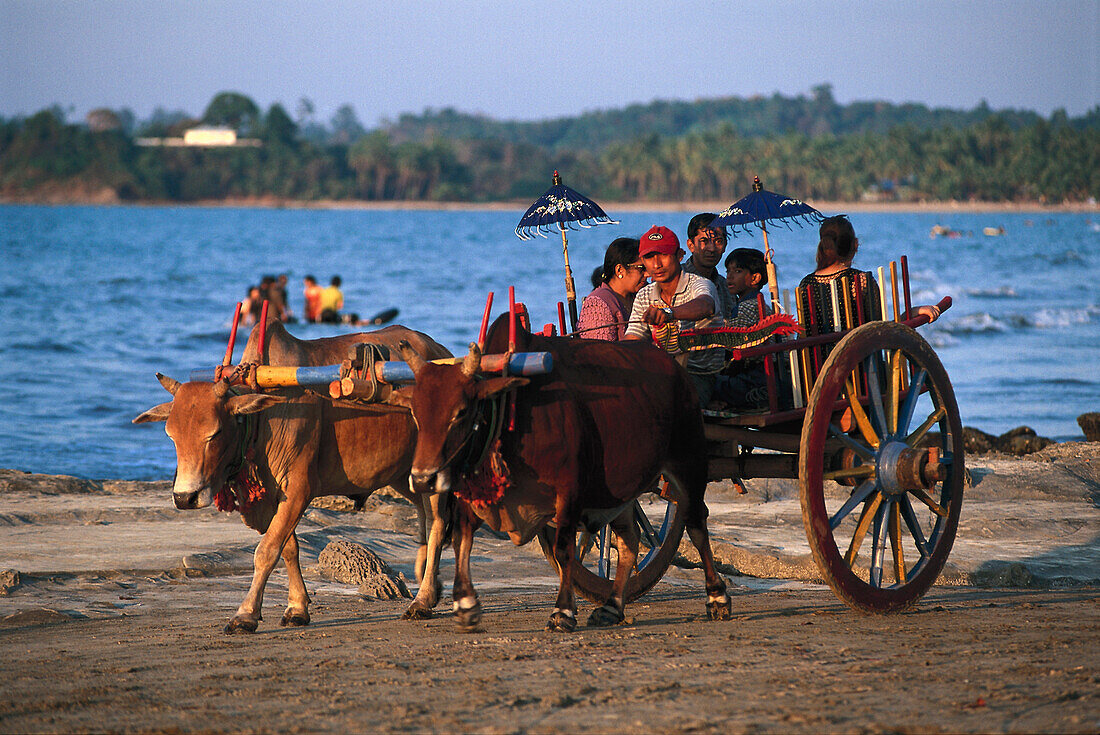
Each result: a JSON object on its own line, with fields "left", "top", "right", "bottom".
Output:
{"left": 1000, "top": 376, "right": 1097, "bottom": 388}
{"left": 1045, "top": 250, "right": 1086, "bottom": 265}
{"left": 965, "top": 286, "right": 1018, "bottom": 298}
{"left": 939, "top": 313, "right": 1010, "bottom": 334}
{"left": 940, "top": 307, "right": 1097, "bottom": 334}
{"left": 8, "top": 339, "right": 81, "bottom": 354}
{"left": 1024, "top": 307, "right": 1099, "bottom": 329}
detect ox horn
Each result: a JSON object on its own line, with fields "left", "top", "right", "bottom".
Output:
{"left": 213, "top": 380, "right": 231, "bottom": 399}
{"left": 462, "top": 343, "right": 482, "bottom": 377}
{"left": 156, "top": 372, "right": 181, "bottom": 395}
{"left": 398, "top": 340, "right": 427, "bottom": 375}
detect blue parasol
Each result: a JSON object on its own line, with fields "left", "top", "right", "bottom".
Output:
{"left": 711, "top": 176, "right": 823, "bottom": 234}
{"left": 712, "top": 176, "right": 824, "bottom": 311}
{"left": 515, "top": 171, "right": 619, "bottom": 331}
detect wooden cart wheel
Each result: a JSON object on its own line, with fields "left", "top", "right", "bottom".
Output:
{"left": 799, "top": 321, "right": 964, "bottom": 613}
{"left": 537, "top": 486, "right": 685, "bottom": 605}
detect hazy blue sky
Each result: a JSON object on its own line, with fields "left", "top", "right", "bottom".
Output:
{"left": 2, "top": 0, "right": 1097, "bottom": 126}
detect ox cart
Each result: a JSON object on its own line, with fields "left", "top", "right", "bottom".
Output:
{"left": 187, "top": 261, "right": 960, "bottom": 620}
{"left": 551, "top": 261, "right": 962, "bottom": 616}
{"left": 184, "top": 172, "right": 961, "bottom": 620}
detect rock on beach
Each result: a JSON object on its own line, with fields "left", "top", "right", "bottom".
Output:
{"left": 1078, "top": 412, "right": 1100, "bottom": 442}
{"left": 317, "top": 540, "right": 411, "bottom": 599}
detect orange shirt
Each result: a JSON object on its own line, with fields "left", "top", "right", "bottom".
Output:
{"left": 303, "top": 283, "right": 323, "bottom": 322}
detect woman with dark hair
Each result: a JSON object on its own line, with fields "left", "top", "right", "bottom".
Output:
{"left": 575, "top": 237, "right": 646, "bottom": 341}
{"left": 797, "top": 215, "right": 881, "bottom": 334}
{"left": 799, "top": 215, "right": 939, "bottom": 333}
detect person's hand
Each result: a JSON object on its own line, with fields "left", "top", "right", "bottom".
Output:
{"left": 644, "top": 305, "right": 672, "bottom": 326}
{"left": 915, "top": 304, "right": 941, "bottom": 322}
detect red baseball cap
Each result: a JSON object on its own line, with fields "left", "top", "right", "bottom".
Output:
{"left": 639, "top": 225, "right": 681, "bottom": 257}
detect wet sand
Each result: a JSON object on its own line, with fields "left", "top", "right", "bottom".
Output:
{"left": 1, "top": 443, "right": 1098, "bottom": 733}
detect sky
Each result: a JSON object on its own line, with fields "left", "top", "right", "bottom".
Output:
{"left": 2, "top": 0, "right": 1097, "bottom": 128}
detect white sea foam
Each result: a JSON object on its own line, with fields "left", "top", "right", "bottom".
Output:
{"left": 965, "top": 286, "right": 1018, "bottom": 298}
{"left": 941, "top": 306, "right": 1097, "bottom": 333}
{"left": 940, "top": 312, "right": 1010, "bottom": 333}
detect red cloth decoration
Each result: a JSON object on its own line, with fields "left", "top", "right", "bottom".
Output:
{"left": 455, "top": 439, "right": 511, "bottom": 509}
{"left": 214, "top": 448, "right": 266, "bottom": 513}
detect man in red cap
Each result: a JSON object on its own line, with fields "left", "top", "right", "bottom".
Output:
{"left": 624, "top": 225, "right": 723, "bottom": 405}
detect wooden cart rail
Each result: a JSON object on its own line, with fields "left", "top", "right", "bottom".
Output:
{"left": 702, "top": 295, "right": 951, "bottom": 428}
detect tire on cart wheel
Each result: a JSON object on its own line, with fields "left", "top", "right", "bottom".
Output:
{"left": 537, "top": 484, "right": 686, "bottom": 605}
{"left": 799, "top": 320, "right": 964, "bottom": 614}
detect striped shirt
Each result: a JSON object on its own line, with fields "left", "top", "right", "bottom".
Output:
{"left": 625, "top": 271, "right": 724, "bottom": 375}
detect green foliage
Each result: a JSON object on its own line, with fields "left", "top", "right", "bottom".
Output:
{"left": 262, "top": 104, "right": 298, "bottom": 147}
{"left": 202, "top": 92, "right": 260, "bottom": 134}
{"left": 1, "top": 92, "right": 1097, "bottom": 204}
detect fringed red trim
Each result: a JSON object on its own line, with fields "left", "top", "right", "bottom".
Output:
{"left": 455, "top": 439, "right": 511, "bottom": 510}
{"left": 678, "top": 313, "right": 804, "bottom": 351}
{"left": 215, "top": 448, "right": 266, "bottom": 514}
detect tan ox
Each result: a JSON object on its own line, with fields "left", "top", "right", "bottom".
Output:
{"left": 133, "top": 319, "right": 451, "bottom": 633}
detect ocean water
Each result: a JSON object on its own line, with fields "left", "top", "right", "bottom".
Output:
{"left": 1, "top": 204, "right": 1097, "bottom": 481}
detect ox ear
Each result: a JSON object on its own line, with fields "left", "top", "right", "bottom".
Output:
{"left": 384, "top": 385, "right": 415, "bottom": 410}
{"left": 227, "top": 393, "right": 286, "bottom": 416}
{"left": 473, "top": 376, "right": 529, "bottom": 400}
{"left": 133, "top": 402, "right": 172, "bottom": 424}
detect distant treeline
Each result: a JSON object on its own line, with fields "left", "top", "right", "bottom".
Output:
{"left": 2, "top": 86, "right": 1098, "bottom": 204}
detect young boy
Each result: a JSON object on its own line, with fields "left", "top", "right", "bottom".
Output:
{"left": 712, "top": 248, "right": 769, "bottom": 410}
{"left": 725, "top": 247, "right": 768, "bottom": 328}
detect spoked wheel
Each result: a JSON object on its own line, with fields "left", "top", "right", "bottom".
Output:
{"left": 537, "top": 485, "right": 685, "bottom": 605}
{"left": 800, "top": 321, "right": 964, "bottom": 613}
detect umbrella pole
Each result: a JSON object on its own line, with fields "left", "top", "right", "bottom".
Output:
{"left": 559, "top": 224, "right": 579, "bottom": 332}
{"left": 761, "top": 223, "right": 781, "bottom": 313}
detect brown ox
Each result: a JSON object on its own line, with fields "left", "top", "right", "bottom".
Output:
{"left": 393, "top": 316, "right": 732, "bottom": 632}
{"left": 133, "top": 318, "right": 452, "bottom": 633}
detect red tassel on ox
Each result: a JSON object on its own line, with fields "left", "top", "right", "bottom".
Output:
{"left": 214, "top": 448, "right": 266, "bottom": 513}
{"left": 455, "top": 440, "right": 511, "bottom": 510}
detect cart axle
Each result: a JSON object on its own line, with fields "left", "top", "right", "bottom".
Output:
{"left": 877, "top": 442, "right": 942, "bottom": 495}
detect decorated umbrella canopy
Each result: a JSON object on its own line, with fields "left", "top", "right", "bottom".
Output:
{"left": 515, "top": 171, "right": 618, "bottom": 332}
{"left": 711, "top": 176, "right": 823, "bottom": 312}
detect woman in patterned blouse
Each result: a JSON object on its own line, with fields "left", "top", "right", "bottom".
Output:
{"left": 575, "top": 237, "right": 646, "bottom": 341}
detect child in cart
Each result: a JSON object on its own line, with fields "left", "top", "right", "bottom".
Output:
{"left": 711, "top": 248, "right": 770, "bottom": 410}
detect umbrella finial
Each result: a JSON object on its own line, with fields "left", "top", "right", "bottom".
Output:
{"left": 753, "top": 176, "right": 763, "bottom": 192}
{"left": 553, "top": 170, "right": 561, "bottom": 186}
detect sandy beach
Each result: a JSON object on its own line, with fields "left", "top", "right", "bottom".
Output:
{"left": 1, "top": 441, "right": 1097, "bottom": 732}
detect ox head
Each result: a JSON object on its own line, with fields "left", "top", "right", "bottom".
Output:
{"left": 133, "top": 373, "right": 285, "bottom": 510}
{"left": 390, "top": 341, "right": 527, "bottom": 494}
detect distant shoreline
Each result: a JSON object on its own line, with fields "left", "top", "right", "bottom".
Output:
{"left": 2, "top": 194, "right": 1097, "bottom": 215}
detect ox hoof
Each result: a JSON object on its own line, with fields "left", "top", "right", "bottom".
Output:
{"left": 706, "top": 595, "right": 733, "bottom": 621}
{"left": 401, "top": 603, "right": 434, "bottom": 621}
{"left": 280, "top": 610, "right": 310, "bottom": 627}
{"left": 454, "top": 599, "right": 483, "bottom": 633}
{"left": 586, "top": 603, "right": 625, "bottom": 627}
{"left": 223, "top": 617, "right": 259, "bottom": 635}
{"left": 546, "top": 609, "right": 577, "bottom": 633}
